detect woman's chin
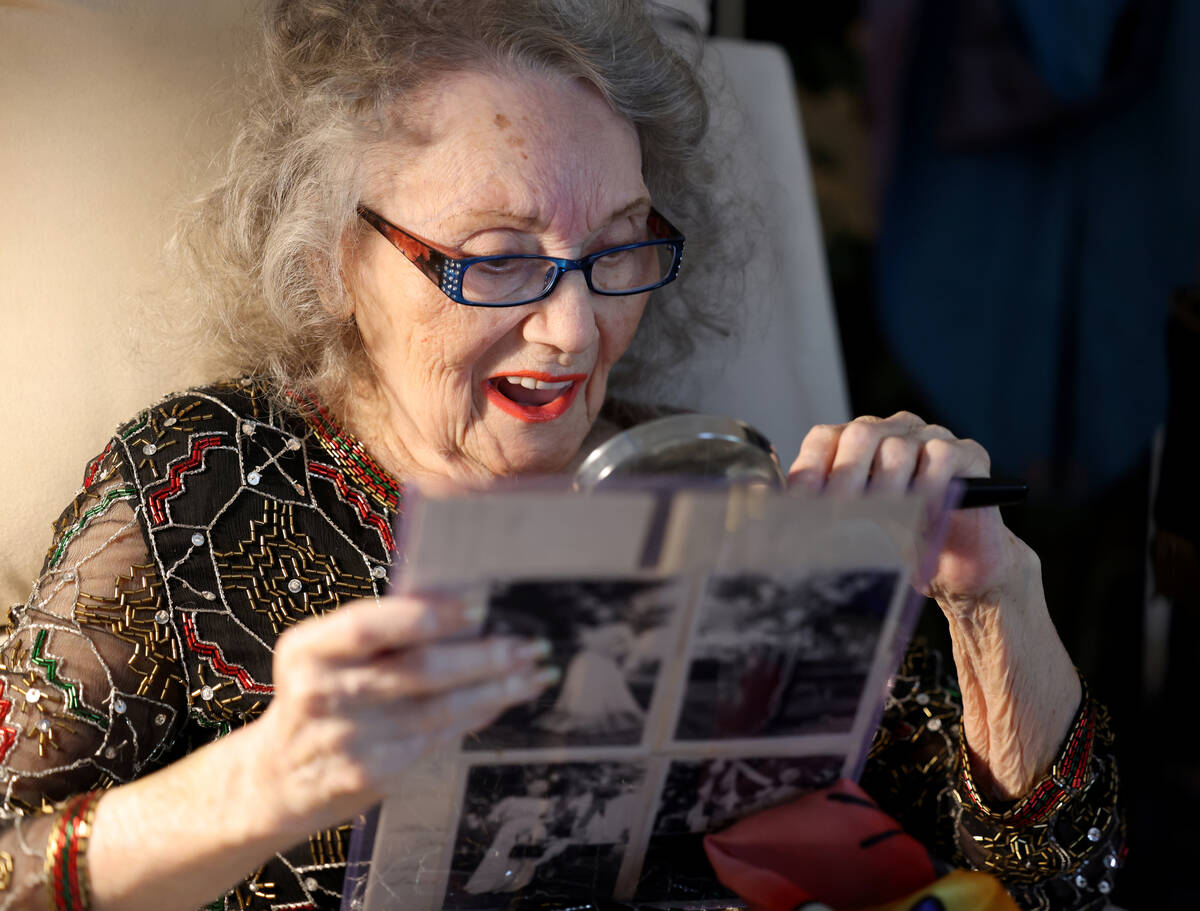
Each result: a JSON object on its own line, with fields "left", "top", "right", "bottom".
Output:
{"left": 485, "top": 424, "right": 592, "bottom": 478}
{"left": 475, "top": 400, "right": 595, "bottom": 478}
{"left": 491, "top": 441, "right": 581, "bottom": 478}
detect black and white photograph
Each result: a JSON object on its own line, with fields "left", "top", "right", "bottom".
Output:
{"left": 440, "top": 761, "right": 648, "bottom": 910}
{"left": 675, "top": 569, "right": 901, "bottom": 740}
{"left": 463, "top": 577, "right": 684, "bottom": 751}
{"left": 634, "top": 754, "right": 843, "bottom": 903}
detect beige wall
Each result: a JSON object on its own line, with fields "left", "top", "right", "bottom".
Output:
{"left": 0, "top": 0, "right": 253, "bottom": 605}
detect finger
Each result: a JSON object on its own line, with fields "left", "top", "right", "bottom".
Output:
{"left": 867, "top": 435, "right": 920, "bottom": 496}
{"left": 321, "top": 637, "right": 552, "bottom": 707}
{"left": 364, "top": 673, "right": 550, "bottom": 781}
{"left": 824, "top": 416, "right": 889, "bottom": 495}
{"left": 788, "top": 423, "right": 845, "bottom": 490}
{"left": 826, "top": 413, "right": 928, "bottom": 496}
{"left": 911, "top": 423, "right": 956, "bottom": 444}
{"left": 911, "top": 437, "right": 990, "bottom": 503}
{"left": 349, "top": 664, "right": 561, "bottom": 748}
{"left": 277, "top": 595, "right": 483, "bottom": 665}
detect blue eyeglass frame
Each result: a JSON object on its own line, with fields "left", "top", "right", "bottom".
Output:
{"left": 357, "top": 205, "right": 686, "bottom": 307}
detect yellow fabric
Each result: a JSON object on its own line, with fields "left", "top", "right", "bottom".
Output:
{"left": 862, "top": 869, "right": 1022, "bottom": 911}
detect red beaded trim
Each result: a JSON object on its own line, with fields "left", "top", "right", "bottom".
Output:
{"left": 959, "top": 678, "right": 1094, "bottom": 825}
{"left": 81, "top": 442, "right": 114, "bottom": 489}
{"left": 309, "top": 462, "right": 395, "bottom": 552}
{"left": 181, "top": 614, "right": 274, "bottom": 695}
{"left": 44, "top": 791, "right": 102, "bottom": 911}
{"left": 145, "top": 434, "right": 225, "bottom": 526}
{"left": 0, "top": 679, "right": 18, "bottom": 763}
{"left": 285, "top": 390, "right": 401, "bottom": 513}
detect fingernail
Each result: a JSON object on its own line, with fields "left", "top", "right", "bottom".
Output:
{"left": 515, "top": 638, "right": 552, "bottom": 662}
{"left": 503, "top": 672, "right": 528, "bottom": 697}
{"left": 531, "top": 665, "right": 561, "bottom": 688}
{"left": 789, "top": 470, "right": 821, "bottom": 493}
{"left": 463, "top": 602, "right": 487, "bottom": 626}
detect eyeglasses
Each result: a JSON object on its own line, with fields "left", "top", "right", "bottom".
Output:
{"left": 357, "top": 205, "right": 685, "bottom": 307}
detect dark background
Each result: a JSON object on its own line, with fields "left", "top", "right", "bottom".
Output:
{"left": 708, "top": 2, "right": 1196, "bottom": 907}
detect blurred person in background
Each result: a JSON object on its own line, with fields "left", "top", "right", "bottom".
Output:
{"left": 861, "top": 0, "right": 1199, "bottom": 905}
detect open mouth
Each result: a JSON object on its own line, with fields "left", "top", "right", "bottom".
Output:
{"left": 484, "top": 371, "right": 588, "bottom": 423}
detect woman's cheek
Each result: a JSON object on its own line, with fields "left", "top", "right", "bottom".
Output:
{"left": 587, "top": 300, "right": 647, "bottom": 414}
{"left": 604, "top": 298, "right": 649, "bottom": 365}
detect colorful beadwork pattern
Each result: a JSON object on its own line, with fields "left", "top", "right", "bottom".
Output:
{"left": 0, "top": 380, "right": 1123, "bottom": 910}
{"left": 2, "top": 380, "right": 397, "bottom": 908}
{"left": 864, "top": 646, "right": 1124, "bottom": 911}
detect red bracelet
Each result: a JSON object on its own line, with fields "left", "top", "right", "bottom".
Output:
{"left": 958, "top": 672, "right": 1093, "bottom": 824}
{"left": 43, "top": 791, "right": 102, "bottom": 911}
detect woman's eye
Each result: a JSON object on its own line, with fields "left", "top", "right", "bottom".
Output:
{"left": 593, "top": 237, "right": 638, "bottom": 256}
{"left": 474, "top": 258, "right": 524, "bottom": 274}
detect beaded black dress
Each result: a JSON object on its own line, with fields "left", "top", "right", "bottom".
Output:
{"left": 0, "top": 380, "right": 1123, "bottom": 910}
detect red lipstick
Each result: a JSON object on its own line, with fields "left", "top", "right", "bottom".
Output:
{"left": 484, "top": 370, "right": 588, "bottom": 423}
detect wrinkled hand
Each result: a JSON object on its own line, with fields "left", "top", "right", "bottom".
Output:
{"left": 788, "top": 411, "right": 1024, "bottom": 612}
{"left": 250, "top": 595, "right": 553, "bottom": 837}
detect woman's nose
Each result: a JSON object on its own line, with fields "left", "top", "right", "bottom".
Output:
{"left": 520, "top": 270, "right": 600, "bottom": 354}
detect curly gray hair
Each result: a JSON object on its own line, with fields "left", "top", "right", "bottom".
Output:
{"left": 177, "top": 0, "right": 727, "bottom": 413}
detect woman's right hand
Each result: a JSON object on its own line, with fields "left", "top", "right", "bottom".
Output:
{"left": 247, "top": 594, "right": 554, "bottom": 838}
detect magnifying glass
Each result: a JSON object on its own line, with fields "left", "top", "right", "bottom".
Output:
{"left": 574, "top": 413, "right": 1026, "bottom": 508}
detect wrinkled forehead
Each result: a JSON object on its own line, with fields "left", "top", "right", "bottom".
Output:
{"left": 360, "top": 67, "right": 646, "bottom": 230}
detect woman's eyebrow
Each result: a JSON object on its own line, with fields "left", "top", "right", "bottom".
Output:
{"left": 453, "top": 209, "right": 542, "bottom": 230}
{"left": 450, "top": 197, "right": 653, "bottom": 232}
{"left": 605, "top": 197, "right": 653, "bottom": 221}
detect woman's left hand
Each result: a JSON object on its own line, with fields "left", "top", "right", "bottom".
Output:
{"left": 787, "top": 411, "right": 1019, "bottom": 614}
{"left": 789, "top": 412, "right": 1081, "bottom": 799}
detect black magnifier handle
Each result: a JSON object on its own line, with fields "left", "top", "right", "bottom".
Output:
{"left": 958, "top": 478, "right": 1028, "bottom": 509}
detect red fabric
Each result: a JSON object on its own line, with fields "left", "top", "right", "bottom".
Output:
{"left": 703, "top": 778, "right": 937, "bottom": 911}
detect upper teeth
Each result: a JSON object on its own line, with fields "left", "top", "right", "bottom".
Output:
{"left": 505, "top": 376, "right": 572, "bottom": 390}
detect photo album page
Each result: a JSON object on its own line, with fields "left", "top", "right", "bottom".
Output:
{"left": 343, "top": 482, "right": 940, "bottom": 911}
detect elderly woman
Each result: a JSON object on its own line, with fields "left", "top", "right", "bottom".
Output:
{"left": 0, "top": 1, "right": 1120, "bottom": 909}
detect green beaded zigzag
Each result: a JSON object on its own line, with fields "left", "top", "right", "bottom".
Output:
{"left": 31, "top": 629, "right": 109, "bottom": 729}
{"left": 47, "top": 485, "right": 137, "bottom": 570}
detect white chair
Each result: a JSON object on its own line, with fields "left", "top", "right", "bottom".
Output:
{"left": 644, "top": 27, "right": 851, "bottom": 461}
